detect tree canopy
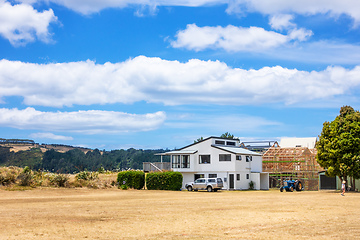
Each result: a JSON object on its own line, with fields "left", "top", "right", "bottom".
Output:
{"left": 316, "top": 106, "right": 360, "bottom": 185}
{"left": 220, "top": 132, "right": 238, "bottom": 140}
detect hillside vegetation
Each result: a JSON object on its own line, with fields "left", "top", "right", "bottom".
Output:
{"left": 0, "top": 145, "right": 169, "bottom": 173}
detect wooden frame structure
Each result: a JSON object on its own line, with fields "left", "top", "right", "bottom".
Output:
{"left": 262, "top": 147, "right": 323, "bottom": 190}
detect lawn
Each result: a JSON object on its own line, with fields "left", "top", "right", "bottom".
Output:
{"left": 0, "top": 188, "right": 358, "bottom": 239}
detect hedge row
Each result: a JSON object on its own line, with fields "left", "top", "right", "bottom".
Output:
{"left": 117, "top": 170, "right": 145, "bottom": 190}
{"left": 146, "top": 171, "right": 183, "bottom": 191}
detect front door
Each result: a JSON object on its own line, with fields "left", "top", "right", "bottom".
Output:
{"left": 229, "top": 174, "right": 234, "bottom": 189}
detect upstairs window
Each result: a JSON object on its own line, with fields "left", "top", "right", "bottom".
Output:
{"left": 199, "top": 155, "right": 211, "bottom": 164}
{"left": 219, "top": 154, "right": 231, "bottom": 161}
{"left": 182, "top": 155, "right": 190, "bottom": 168}
{"left": 215, "top": 140, "right": 225, "bottom": 145}
{"left": 226, "top": 141, "right": 236, "bottom": 146}
{"left": 172, "top": 155, "right": 180, "bottom": 168}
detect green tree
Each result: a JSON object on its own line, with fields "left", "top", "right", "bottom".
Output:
{"left": 194, "top": 137, "right": 204, "bottom": 143}
{"left": 316, "top": 106, "right": 360, "bottom": 190}
{"left": 220, "top": 132, "right": 238, "bottom": 139}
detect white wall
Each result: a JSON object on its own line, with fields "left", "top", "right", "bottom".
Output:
{"left": 251, "top": 155, "right": 262, "bottom": 173}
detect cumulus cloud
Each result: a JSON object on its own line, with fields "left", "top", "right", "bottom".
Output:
{"left": 0, "top": 1, "right": 57, "bottom": 46}
{"left": 0, "top": 107, "right": 166, "bottom": 134}
{"left": 14, "top": 0, "right": 360, "bottom": 27}
{"left": 170, "top": 24, "right": 311, "bottom": 52}
{"left": 1, "top": 56, "right": 360, "bottom": 107}
{"left": 16, "top": 0, "right": 226, "bottom": 15}
{"left": 30, "top": 132, "right": 73, "bottom": 141}
{"left": 269, "top": 14, "right": 295, "bottom": 31}
{"left": 226, "top": 0, "right": 360, "bottom": 26}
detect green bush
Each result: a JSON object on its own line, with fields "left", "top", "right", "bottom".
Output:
{"left": 117, "top": 170, "right": 145, "bottom": 190}
{"left": 76, "top": 171, "right": 98, "bottom": 181}
{"left": 146, "top": 171, "right": 182, "bottom": 191}
{"left": 50, "top": 174, "right": 69, "bottom": 187}
{"left": 249, "top": 181, "right": 255, "bottom": 190}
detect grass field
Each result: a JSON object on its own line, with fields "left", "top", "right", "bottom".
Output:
{"left": 0, "top": 188, "right": 359, "bottom": 239}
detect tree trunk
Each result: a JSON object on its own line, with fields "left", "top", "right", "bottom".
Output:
{"left": 352, "top": 178, "right": 356, "bottom": 191}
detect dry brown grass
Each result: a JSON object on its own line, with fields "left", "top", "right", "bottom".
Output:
{"left": 0, "top": 188, "right": 359, "bottom": 240}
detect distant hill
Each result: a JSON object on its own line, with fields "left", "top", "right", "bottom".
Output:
{"left": 0, "top": 138, "right": 169, "bottom": 173}
{"left": 0, "top": 138, "right": 92, "bottom": 153}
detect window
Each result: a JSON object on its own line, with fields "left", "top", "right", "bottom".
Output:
{"left": 181, "top": 155, "right": 190, "bottom": 168}
{"left": 215, "top": 140, "right": 225, "bottom": 145}
{"left": 195, "top": 178, "right": 205, "bottom": 183}
{"left": 246, "top": 174, "right": 249, "bottom": 179}
{"left": 226, "top": 141, "right": 236, "bottom": 146}
{"left": 209, "top": 174, "right": 217, "bottom": 178}
{"left": 246, "top": 156, "right": 252, "bottom": 162}
{"left": 208, "top": 179, "right": 216, "bottom": 183}
{"left": 172, "top": 155, "right": 180, "bottom": 168}
{"left": 219, "top": 154, "right": 231, "bottom": 161}
{"left": 199, "top": 155, "right": 210, "bottom": 164}
{"left": 236, "top": 155, "right": 242, "bottom": 161}
{"left": 237, "top": 174, "right": 240, "bottom": 181}
{"left": 194, "top": 174, "right": 204, "bottom": 180}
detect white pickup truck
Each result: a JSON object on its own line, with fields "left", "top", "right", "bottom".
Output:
{"left": 185, "top": 178, "right": 223, "bottom": 192}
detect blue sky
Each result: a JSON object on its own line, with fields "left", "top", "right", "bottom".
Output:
{"left": 1, "top": 0, "right": 360, "bottom": 150}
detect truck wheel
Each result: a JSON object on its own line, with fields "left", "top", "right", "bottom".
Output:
{"left": 207, "top": 186, "right": 213, "bottom": 192}
{"left": 187, "top": 186, "right": 193, "bottom": 191}
{"left": 295, "top": 181, "right": 302, "bottom": 191}
{"left": 280, "top": 187, "right": 284, "bottom": 192}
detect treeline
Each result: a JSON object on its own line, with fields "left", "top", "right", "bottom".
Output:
{"left": 0, "top": 147, "right": 169, "bottom": 173}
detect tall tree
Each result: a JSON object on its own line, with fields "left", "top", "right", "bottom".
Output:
{"left": 220, "top": 132, "right": 238, "bottom": 139}
{"left": 194, "top": 137, "right": 204, "bottom": 143}
{"left": 316, "top": 106, "right": 360, "bottom": 189}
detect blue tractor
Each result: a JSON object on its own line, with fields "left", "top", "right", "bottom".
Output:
{"left": 280, "top": 179, "right": 303, "bottom": 192}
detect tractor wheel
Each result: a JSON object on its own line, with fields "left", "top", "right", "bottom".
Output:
{"left": 187, "top": 186, "right": 193, "bottom": 191}
{"left": 280, "top": 187, "right": 284, "bottom": 192}
{"left": 295, "top": 181, "right": 303, "bottom": 191}
{"left": 289, "top": 186, "right": 294, "bottom": 192}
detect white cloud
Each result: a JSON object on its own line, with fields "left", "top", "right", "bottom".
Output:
{"left": 0, "top": 1, "right": 57, "bottom": 46}
{"left": 14, "top": 0, "right": 360, "bottom": 27}
{"left": 170, "top": 24, "right": 312, "bottom": 52}
{"left": 269, "top": 14, "right": 295, "bottom": 31}
{"left": 0, "top": 57, "right": 360, "bottom": 107}
{"left": 227, "top": 0, "right": 360, "bottom": 27}
{"left": 0, "top": 107, "right": 166, "bottom": 134}
{"left": 30, "top": 132, "right": 73, "bottom": 141}
{"left": 16, "top": 0, "right": 226, "bottom": 15}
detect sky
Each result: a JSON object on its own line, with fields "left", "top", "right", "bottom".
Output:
{"left": 1, "top": 0, "right": 360, "bottom": 150}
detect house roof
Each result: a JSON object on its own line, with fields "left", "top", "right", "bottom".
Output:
{"left": 177, "top": 136, "right": 240, "bottom": 150}
{"left": 212, "top": 145, "right": 262, "bottom": 156}
{"left": 156, "top": 150, "right": 198, "bottom": 156}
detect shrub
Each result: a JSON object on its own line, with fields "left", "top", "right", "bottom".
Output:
{"left": 50, "top": 174, "right": 69, "bottom": 187}
{"left": 76, "top": 171, "right": 98, "bottom": 181}
{"left": 0, "top": 168, "right": 18, "bottom": 186}
{"left": 98, "top": 166, "right": 105, "bottom": 174}
{"left": 117, "top": 170, "right": 145, "bottom": 190}
{"left": 17, "top": 166, "right": 34, "bottom": 186}
{"left": 249, "top": 181, "right": 255, "bottom": 190}
{"left": 146, "top": 171, "right": 182, "bottom": 191}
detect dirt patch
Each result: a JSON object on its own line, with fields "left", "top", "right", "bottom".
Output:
{"left": 0, "top": 189, "right": 359, "bottom": 239}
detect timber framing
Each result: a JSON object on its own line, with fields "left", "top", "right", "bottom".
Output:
{"left": 262, "top": 147, "right": 323, "bottom": 190}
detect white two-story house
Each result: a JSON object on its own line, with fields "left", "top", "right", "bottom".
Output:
{"left": 158, "top": 136, "right": 269, "bottom": 190}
